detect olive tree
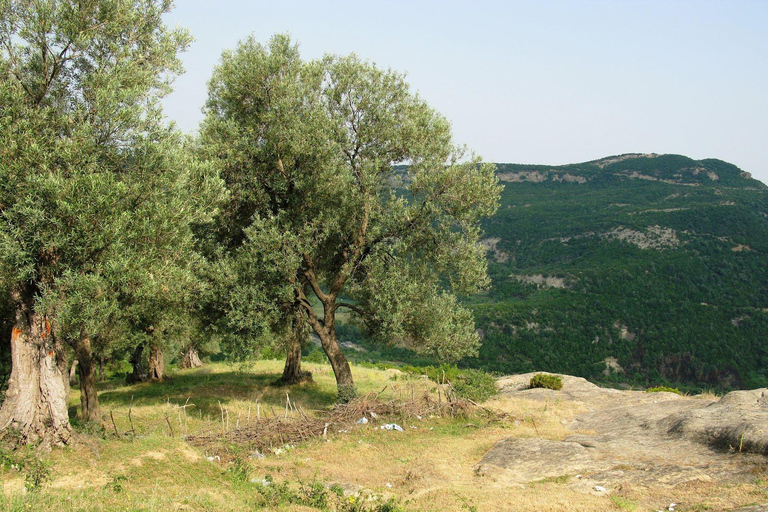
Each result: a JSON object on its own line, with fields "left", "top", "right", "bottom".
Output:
{"left": 201, "top": 35, "right": 500, "bottom": 400}
{"left": 0, "top": 0, "right": 198, "bottom": 444}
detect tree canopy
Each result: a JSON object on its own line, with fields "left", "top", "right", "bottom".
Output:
{"left": 0, "top": 0, "right": 222, "bottom": 443}
{"left": 200, "top": 35, "right": 501, "bottom": 399}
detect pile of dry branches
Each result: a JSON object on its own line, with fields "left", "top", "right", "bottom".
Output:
{"left": 330, "top": 389, "right": 482, "bottom": 423}
{"left": 186, "top": 387, "right": 501, "bottom": 456}
{"left": 187, "top": 415, "right": 328, "bottom": 454}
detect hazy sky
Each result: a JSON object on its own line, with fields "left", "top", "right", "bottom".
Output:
{"left": 163, "top": 0, "right": 768, "bottom": 185}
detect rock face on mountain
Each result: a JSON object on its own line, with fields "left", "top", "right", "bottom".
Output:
{"left": 477, "top": 373, "right": 768, "bottom": 501}
{"left": 473, "top": 154, "right": 768, "bottom": 390}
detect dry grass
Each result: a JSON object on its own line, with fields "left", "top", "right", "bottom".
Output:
{"left": 1, "top": 360, "right": 766, "bottom": 512}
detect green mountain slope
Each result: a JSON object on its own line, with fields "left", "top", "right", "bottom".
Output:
{"left": 469, "top": 153, "right": 768, "bottom": 390}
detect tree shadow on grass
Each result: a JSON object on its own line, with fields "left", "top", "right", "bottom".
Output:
{"left": 96, "top": 368, "right": 337, "bottom": 418}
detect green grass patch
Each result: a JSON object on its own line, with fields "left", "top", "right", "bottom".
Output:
{"left": 645, "top": 386, "right": 683, "bottom": 395}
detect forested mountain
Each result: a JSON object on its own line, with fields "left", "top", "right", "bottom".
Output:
{"left": 468, "top": 153, "right": 768, "bottom": 390}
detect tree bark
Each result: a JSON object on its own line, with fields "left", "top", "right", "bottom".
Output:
{"left": 278, "top": 333, "right": 312, "bottom": 385}
{"left": 147, "top": 344, "right": 165, "bottom": 382}
{"left": 298, "top": 279, "right": 355, "bottom": 400}
{"left": 74, "top": 335, "right": 100, "bottom": 423}
{"left": 0, "top": 289, "right": 71, "bottom": 446}
{"left": 180, "top": 346, "right": 202, "bottom": 369}
{"left": 69, "top": 359, "right": 79, "bottom": 386}
{"left": 318, "top": 329, "right": 355, "bottom": 402}
{"left": 126, "top": 343, "right": 147, "bottom": 384}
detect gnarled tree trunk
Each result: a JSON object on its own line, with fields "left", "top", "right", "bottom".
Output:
{"left": 278, "top": 333, "right": 312, "bottom": 385}
{"left": 75, "top": 335, "right": 100, "bottom": 423}
{"left": 0, "top": 289, "right": 71, "bottom": 446}
{"left": 127, "top": 343, "right": 147, "bottom": 384}
{"left": 147, "top": 344, "right": 165, "bottom": 382}
{"left": 180, "top": 346, "right": 202, "bottom": 369}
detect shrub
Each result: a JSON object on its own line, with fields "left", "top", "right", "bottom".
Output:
{"left": 401, "top": 365, "right": 497, "bottom": 402}
{"left": 530, "top": 373, "right": 563, "bottom": 390}
{"left": 304, "top": 346, "right": 329, "bottom": 364}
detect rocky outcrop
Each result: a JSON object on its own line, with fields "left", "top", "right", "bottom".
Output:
{"left": 600, "top": 225, "right": 680, "bottom": 250}
{"left": 479, "top": 373, "right": 768, "bottom": 494}
{"left": 665, "top": 389, "right": 768, "bottom": 455}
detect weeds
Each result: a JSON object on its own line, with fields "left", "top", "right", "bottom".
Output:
{"left": 105, "top": 474, "right": 128, "bottom": 493}
{"left": 249, "top": 474, "right": 404, "bottom": 511}
{"left": 228, "top": 455, "right": 251, "bottom": 484}
{"left": 609, "top": 495, "right": 638, "bottom": 511}
{"left": 0, "top": 446, "right": 51, "bottom": 492}
{"left": 400, "top": 365, "right": 497, "bottom": 402}
{"left": 646, "top": 386, "right": 683, "bottom": 395}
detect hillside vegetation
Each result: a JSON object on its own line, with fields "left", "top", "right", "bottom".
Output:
{"left": 467, "top": 153, "right": 768, "bottom": 391}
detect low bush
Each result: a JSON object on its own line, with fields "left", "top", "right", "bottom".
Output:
{"left": 251, "top": 474, "right": 405, "bottom": 511}
{"left": 529, "top": 373, "right": 563, "bottom": 390}
{"left": 304, "top": 345, "right": 329, "bottom": 364}
{"left": 401, "top": 365, "right": 497, "bottom": 402}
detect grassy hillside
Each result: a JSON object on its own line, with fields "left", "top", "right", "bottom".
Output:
{"left": 467, "top": 153, "right": 768, "bottom": 391}
{"left": 3, "top": 361, "right": 765, "bottom": 512}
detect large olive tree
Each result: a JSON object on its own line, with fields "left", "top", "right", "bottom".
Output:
{"left": 201, "top": 35, "right": 500, "bottom": 400}
{"left": 0, "top": 0, "right": 201, "bottom": 444}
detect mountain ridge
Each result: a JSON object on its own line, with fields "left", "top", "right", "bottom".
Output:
{"left": 468, "top": 153, "right": 767, "bottom": 390}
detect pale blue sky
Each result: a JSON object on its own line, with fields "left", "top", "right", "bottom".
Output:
{"left": 163, "top": 0, "right": 768, "bottom": 184}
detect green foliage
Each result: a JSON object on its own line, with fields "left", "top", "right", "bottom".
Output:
{"left": 0, "top": 0, "right": 222, "bottom": 418}
{"left": 250, "top": 474, "right": 405, "bottom": 511}
{"left": 105, "top": 474, "right": 128, "bottom": 493}
{"left": 304, "top": 345, "right": 330, "bottom": 364}
{"left": 646, "top": 386, "right": 682, "bottom": 395}
{"left": 227, "top": 456, "right": 251, "bottom": 485}
{"left": 401, "top": 365, "right": 497, "bottom": 402}
{"left": 529, "top": 374, "right": 563, "bottom": 390}
{"left": 468, "top": 154, "right": 768, "bottom": 392}
{"left": 0, "top": 447, "right": 50, "bottom": 492}
{"left": 336, "top": 384, "right": 358, "bottom": 405}
{"left": 610, "top": 495, "right": 638, "bottom": 511}
{"left": 199, "top": 33, "right": 500, "bottom": 393}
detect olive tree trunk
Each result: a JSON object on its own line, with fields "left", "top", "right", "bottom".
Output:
{"left": 69, "top": 359, "right": 79, "bottom": 386}
{"left": 0, "top": 290, "right": 71, "bottom": 446}
{"left": 318, "top": 330, "right": 355, "bottom": 401}
{"left": 180, "top": 346, "right": 202, "bottom": 369}
{"left": 279, "top": 334, "right": 312, "bottom": 385}
{"left": 74, "top": 335, "right": 100, "bottom": 423}
{"left": 127, "top": 343, "right": 147, "bottom": 384}
{"left": 147, "top": 344, "right": 165, "bottom": 382}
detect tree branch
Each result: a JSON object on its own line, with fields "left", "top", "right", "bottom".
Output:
{"left": 295, "top": 282, "right": 325, "bottom": 332}
{"left": 302, "top": 257, "right": 329, "bottom": 303}
{"left": 335, "top": 302, "right": 368, "bottom": 317}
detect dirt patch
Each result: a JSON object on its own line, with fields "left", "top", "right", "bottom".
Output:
{"left": 50, "top": 471, "right": 111, "bottom": 489}
{"left": 129, "top": 450, "right": 168, "bottom": 466}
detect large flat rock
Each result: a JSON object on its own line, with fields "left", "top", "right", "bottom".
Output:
{"left": 479, "top": 373, "right": 768, "bottom": 493}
